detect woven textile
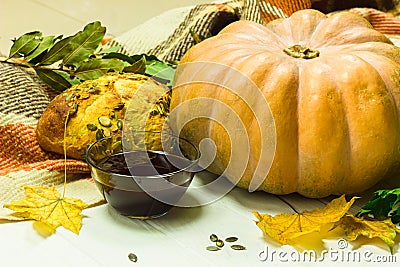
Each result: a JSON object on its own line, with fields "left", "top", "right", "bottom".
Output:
{"left": 147, "top": 1, "right": 242, "bottom": 63}
{"left": 242, "top": 0, "right": 400, "bottom": 34}
{"left": 105, "top": 1, "right": 243, "bottom": 63}
{"left": 349, "top": 7, "right": 400, "bottom": 35}
{"left": 242, "top": 0, "right": 311, "bottom": 24}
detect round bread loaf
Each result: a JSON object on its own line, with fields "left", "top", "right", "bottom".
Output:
{"left": 36, "top": 73, "right": 170, "bottom": 159}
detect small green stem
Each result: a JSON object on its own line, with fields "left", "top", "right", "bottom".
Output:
{"left": 0, "top": 58, "right": 73, "bottom": 75}
{"left": 0, "top": 59, "right": 31, "bottom": 69}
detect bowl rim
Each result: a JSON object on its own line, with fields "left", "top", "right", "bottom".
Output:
{"left": 85, "top": 130, "right": 200, "bottom": 179}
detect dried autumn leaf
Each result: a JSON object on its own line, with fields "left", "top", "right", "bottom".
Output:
{"left": 3, "top": 185, "right": 88, "bottom": 234}
{"left": 336, "top": 214, "right": 400, "bottom": 253}
{"left": 254, "top": 195, "right": 357, "bottom": 244}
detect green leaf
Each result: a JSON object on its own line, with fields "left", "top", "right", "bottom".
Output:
{"left": 130, "top": 54, "right": 176, "bottom": 85}
{"left": 146, "top": 59, "right": 175, "bottom": 79}
{"left": 35, "top": 68, "right": 72, "bottom": 92}
{"left": 392, "top": 208, "right": 400, "bottom": 224}
{"left": 25, "top": 36, "right": 55, "bottom": 62}
{"left": 8, "top": 31, "right": 42, "bottom": 59}
{"left": 123, "top": 55, "right": 146, "bottom": 74}
{"left": 130, "top": 54, "right": 158, "bottom": 62}
{"left": 103, "top": 52, "right": 135, "bottom": 64}
{"left": 62, "top": 21, "right": 106, "bottom": 66}
{"left": 56, "top": 70, "right": 81, "bottom": 85}
{"left": 357, "top": 188, "right": 400, "bottom": 224}
{"left": 40, "top": 21, "right": 105, "bottom": 66}
{"left": 74, "top": 58, "right": 124, "bottom": 80}
{"left": 39, "top": 36, "right": 73, "bottom": 65}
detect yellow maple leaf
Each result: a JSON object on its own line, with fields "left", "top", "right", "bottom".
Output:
{"left": 3, "top": 185, "right": 88, "bottom": 234}
{"left": 336, "top": 214, "right": 400, "bottom": 253}
{"left": 254, "top": 195, "right": 357, "bottom": 245}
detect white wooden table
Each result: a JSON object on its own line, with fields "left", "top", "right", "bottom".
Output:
{"left": 1, "top": 170, "right": 399, "bottom": 267}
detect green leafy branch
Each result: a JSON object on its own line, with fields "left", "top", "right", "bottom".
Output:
{"left": 1, "top": 21, "right": 175, "bottom": 92}
{"left": 357, "top": 188, "right": 400, "bottom": 225}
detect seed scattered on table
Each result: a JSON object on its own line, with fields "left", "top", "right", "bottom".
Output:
{"left": 206, "top": 234, "right": 245, "bottom": 252}
{"left": 206, "top": 246, "right": 220, "bottom": 251}
{"left": 216, "top": 240, "right": 224, "bottom": 248}
{"left": 231, "top": 245, "right": 246, "bottom": 250}
{"left": 128, "top": 253, "right": 138, "bottom": 262}
{"left": 225, "top": 237, "right": 238, "bottom": 243}
{"left": 210, "top": 234, "right": 218, "bottom": 242}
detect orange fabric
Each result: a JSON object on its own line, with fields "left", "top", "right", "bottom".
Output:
{"left": 255, "top": 1, "right": 400, "bottom": 36}
{"left": 257, "top": 0, "right": 311, "bottom": 23}
{"left": 0, "top": 123, "right": 89, "bottom": 176}
{"left": 349, "top": 7, "right": 400, "bottom": 35}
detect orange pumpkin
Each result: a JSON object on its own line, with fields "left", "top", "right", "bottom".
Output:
{"left": 170, "top": 9, "right": 400, "bottom": 198}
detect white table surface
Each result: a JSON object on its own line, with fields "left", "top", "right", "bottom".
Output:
{"left": 1, "top": 170, "right": 399, "bottom": 267}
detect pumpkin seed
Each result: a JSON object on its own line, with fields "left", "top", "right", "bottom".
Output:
{"left": 65, "top": 93, "right": 74, "bottom": 101}
{"left": 114, "top": 103, "right": 125, "bottom": 110}
{"left": 78, "top": 92, "right": 90, "bottom": 100}
{"left": 112, "top": 140, "right": 122, "bottom": 152}
{"left": 117, "top": 119, "right": 123, "bottom": 130}
{"left": 210, "top": 234, "right": 218, "bottom": 242}
{"left": 98, "top": 116, "right": 111, "bottom": 127}
{"left": 109, "top": 111, "right": 116, "bottom": 120}
{"left": 128, "top": 253, "right": 138, "bottom": 262}
{"left": 96, "top": 129, "right": 105, "bottom": 140}
{"left": 225, "top": 237, "right": 238, "bottom": 243}
{"left": 206, "top": 246, "right": 220, "bottom": 252}
{"left": 86, "top": 124, "right": 98, "bottom": 131}
{"left": 230, "top": 245, "right": 246, "bottom": 251}
{"left": 216, "top": 240, "right": 224, "bottom": 248}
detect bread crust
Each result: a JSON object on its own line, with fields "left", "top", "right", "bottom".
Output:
{"left": 36, "top": 73, "right": 168, "bottom": 159}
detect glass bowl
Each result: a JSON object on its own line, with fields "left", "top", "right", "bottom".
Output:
{"left": 86, "top": 131, "right": 199, "bottom": 219}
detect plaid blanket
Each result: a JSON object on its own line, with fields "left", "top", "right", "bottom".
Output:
{"left": 2, "top": 0, "right": 400, "bottom": 220}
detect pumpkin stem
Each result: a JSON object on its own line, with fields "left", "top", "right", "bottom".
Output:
{"left": 283, "top": 44, "right": 320, "bottom": 59}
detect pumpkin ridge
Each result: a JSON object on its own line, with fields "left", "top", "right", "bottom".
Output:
{"left": 223, "top": 20, "right": 289, "bottom": 48}
{"left": 309, "top": 12, "right": 391, "bottom": 48}
{"left": 322, "top": 55, "right": 352, "bottom": 195}
{"left": 295, "top": 55, "right": 351, "bottom": 197}
{"left": 333, "top": 54, "right": 398, "bottom": 192}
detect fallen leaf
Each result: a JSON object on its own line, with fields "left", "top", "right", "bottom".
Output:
{"left": 253, "top": 195, "right": 356, "bottom": 244}
{"left": 3, "top": 185, "right": 88, "bottom": 234}
{"left": 336, "top": 214, "right": 400, "bottom": 253}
